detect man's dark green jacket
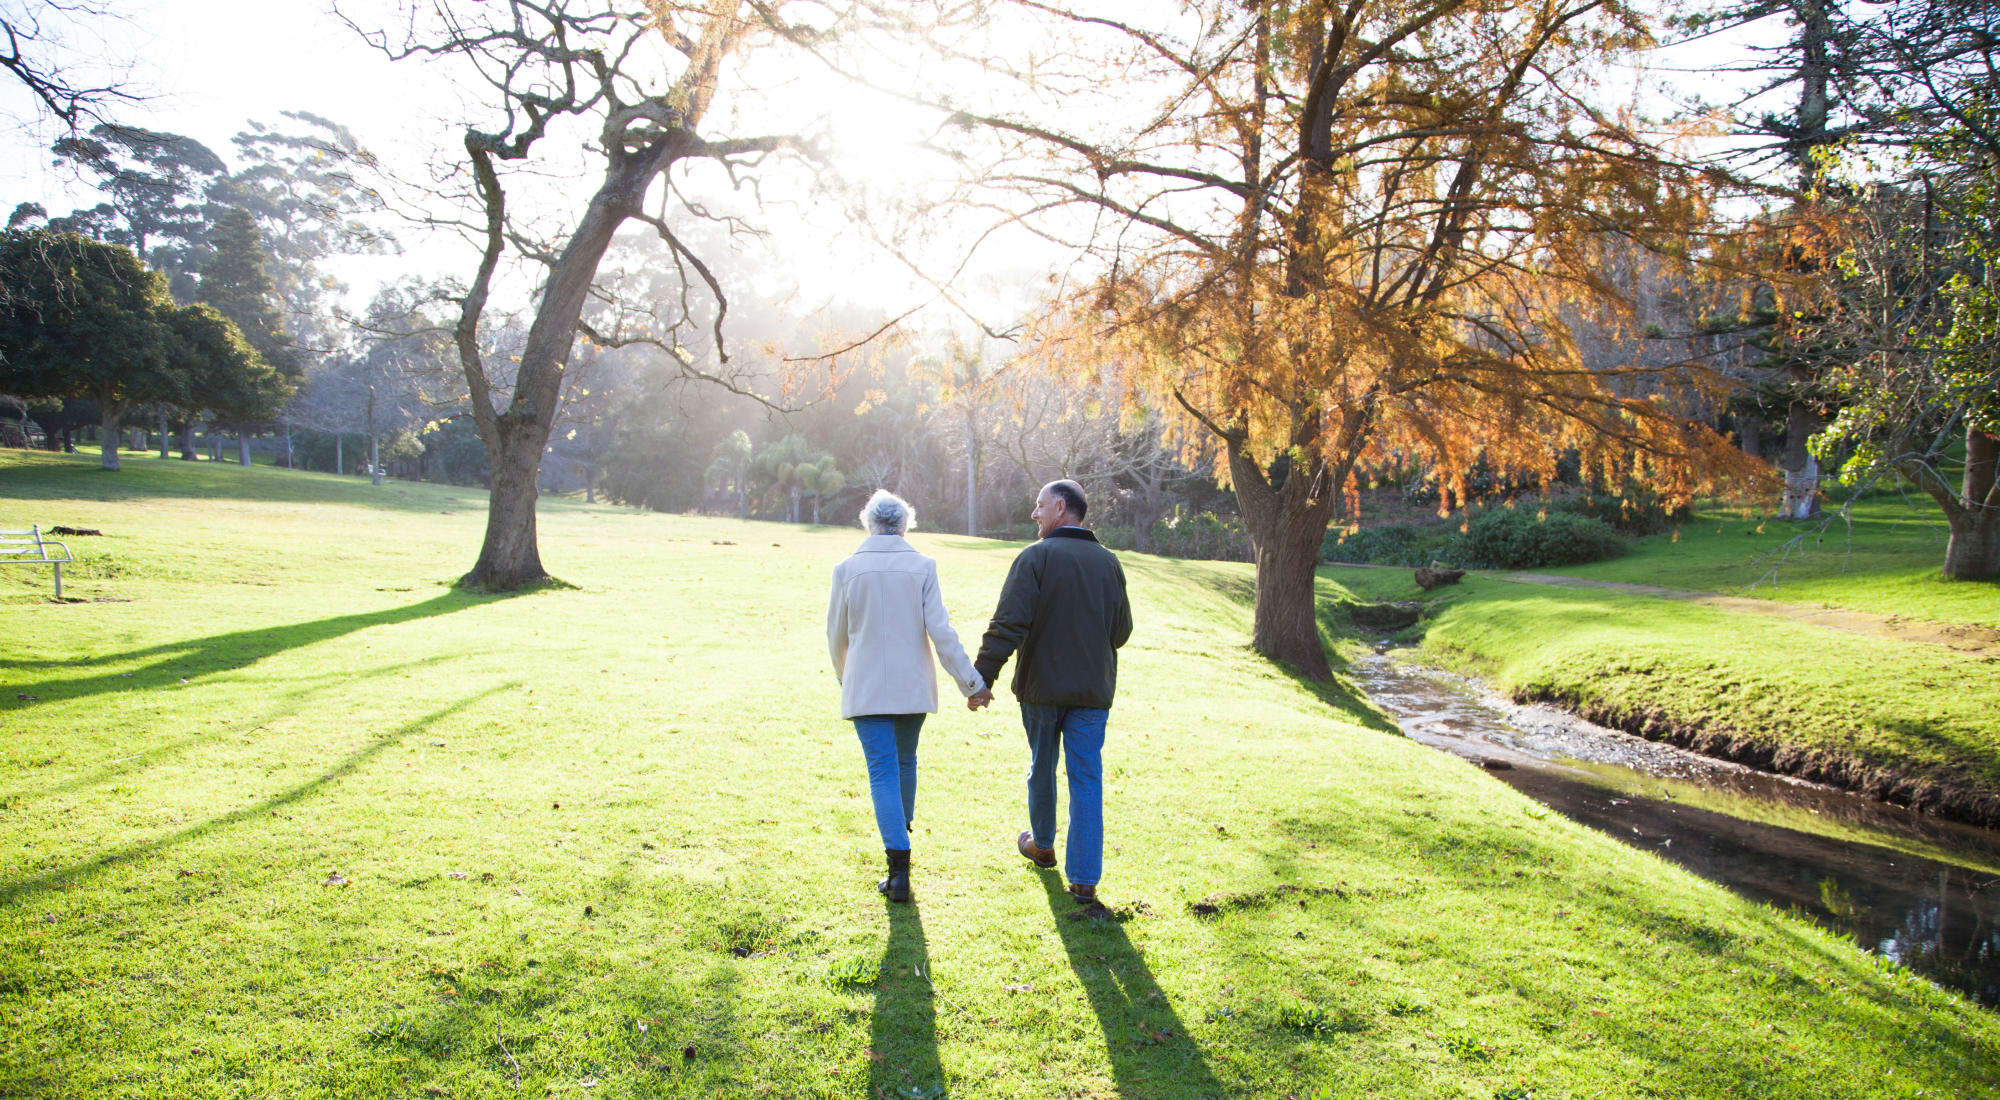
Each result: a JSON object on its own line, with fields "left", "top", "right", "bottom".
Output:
{"left": 974, "top": 528, "right": 1133, "bottom": 709}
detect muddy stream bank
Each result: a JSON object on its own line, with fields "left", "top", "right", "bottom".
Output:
{"left": 1352, "top": 648, "right": 2000, "bottom": 1008}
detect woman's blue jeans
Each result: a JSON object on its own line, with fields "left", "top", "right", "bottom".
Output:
{"left": 1020, "top": 704, "right": 1107, "bottom": 887}
{"left": 852, "top": 714, "right": 925, "bottom": 850}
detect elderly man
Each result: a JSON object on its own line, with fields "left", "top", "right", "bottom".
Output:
{"left": 969, "top": 479, "right": 1132, "bottom": 905}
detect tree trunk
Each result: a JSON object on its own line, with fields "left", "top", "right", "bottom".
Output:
{"left": 1736, "top": 414, "right": 1762, "bottom": 459}
{"left": 370, "top": 434, "right": 383, "bottom": 486}
{"left": 336, "top": 435, "right": 344, "bottom": 475}
{"left": 462, "top": 421, "right": 549, "bottom": 590}
{"left": 284, "top": 420, "right": 293, "bottom": 468}
{"left": 177, "top": 422, "right": 197, "bottom": 461}
{"left": 1228, "top": 442, "right": 1341, "bottom": 680}
{"left": 1779, "top": 396, "right": 1821, "bottom": 519}
{"left": 1944, "top": 510, "right": 1999, "bottom": 581}
{"left": 1944, "top": 429, "right": 1999, "bottom": 581}
{"left": 457, "top": 137, "right": 685, "bottom": 589}
{"left": 98, "top": 402, "right": 123, "bottom": 471}
{"left": 238, "top": 432, "right": 251, "bottom": 467}
{"left": 965, "top": 410, "right": 979, "bottom": 536}
{"left": 158, "top": 408, "right": 170, "bottom": 459}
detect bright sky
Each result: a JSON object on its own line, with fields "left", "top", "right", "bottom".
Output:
{"left": 0, "top": 0, "right": 1023, "bottom": 342}
{"left": 0, "top": 1, "right": 1786, "bottom": 354}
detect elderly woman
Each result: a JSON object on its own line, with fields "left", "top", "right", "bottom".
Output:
{"left": 827, "top": 489, "right": 984, "bottom": 902}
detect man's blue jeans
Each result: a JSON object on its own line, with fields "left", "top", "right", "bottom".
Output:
{"left": 852, "top": 714, "right": 925, "bottom": 850}
{"left": 1020, "top": 704, "right": 1108, "bottom": 887}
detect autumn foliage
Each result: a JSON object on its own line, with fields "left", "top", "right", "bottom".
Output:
{"left": 980, "top": 0, "right": 1771, "bottom": 676}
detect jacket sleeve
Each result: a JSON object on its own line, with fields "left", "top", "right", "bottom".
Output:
{"left": 974, "top": 548, "right": 1040, "bottom": 689}
{"left": 826, "top": 564, "right": 848, "bottom": 683}
{"left": 1109, "top": 556, "right": 1133, "bottom": 649}
{"left": 922, "top": 560, "right": 984, "bottom": 696}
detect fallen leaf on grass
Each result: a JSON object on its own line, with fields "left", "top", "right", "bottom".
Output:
{"left": 1003, "top": 983, "right": 1033, "bottom": 993}
{"left": 323, "top": 872, "right": 349, "bottom": 887}
{"left": 447, "top": 871, "right": 468, "bottom": 880}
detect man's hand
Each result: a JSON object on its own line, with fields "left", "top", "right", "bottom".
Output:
{"left": 967, "top": 689, "right": 994, "bottom": 711}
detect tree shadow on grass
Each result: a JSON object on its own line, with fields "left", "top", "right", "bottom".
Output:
{"left": 870, "top": 901, "right": 946, "bottom": 1099}
{"left": 1234, "top": 808, "right": 2000, "bottom": 1096}
{"left": 0, "top": 588, "right": 502, "bottom": 708}
{"left": 4, "top": 651, "right": 492, "bottom": 805}
{"left": 1122, "top": 555, "right": 1256, "bottom": 609}
{"left": 0, "top": 684, "right": 513, "bottom": 907}
{"left": 0, "top": 452, "right": 490, "bottom": 514}
{"left": 1039, "top": 872, "right": 1230, "bottom": 1099}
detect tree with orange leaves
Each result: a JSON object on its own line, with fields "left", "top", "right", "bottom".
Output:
{"left": 959, "top": 0, "right": 1767, "bottom": 679}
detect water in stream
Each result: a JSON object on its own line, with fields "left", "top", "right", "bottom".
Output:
{"left": 1352, "top": 649, "right": 2000, "bottom": 1008}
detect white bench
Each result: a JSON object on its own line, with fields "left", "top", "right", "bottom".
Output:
{"left": 1, "top": 526, "right": 75, "bottom": 597}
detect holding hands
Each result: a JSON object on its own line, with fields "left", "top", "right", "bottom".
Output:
{"left": 967, "top": 688, "right": 994, "bottom": 711}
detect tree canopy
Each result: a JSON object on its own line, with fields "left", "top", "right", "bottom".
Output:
{"left": 0, "top": 229, "right": 284, "bottom": 469}
{"left": 964, "top": 0, "right": 1765, "bottom": 676}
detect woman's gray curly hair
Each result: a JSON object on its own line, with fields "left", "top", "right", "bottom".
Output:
{"left": 859, "top": 489, "right": 915, "bottom": 535}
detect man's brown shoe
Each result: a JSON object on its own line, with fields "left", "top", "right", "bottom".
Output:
{"left": 1066, "top": 883, "right": 1098, "bottom": 904}
{"left": 1016, "top": 830, "right": 1056, "bottom": 868}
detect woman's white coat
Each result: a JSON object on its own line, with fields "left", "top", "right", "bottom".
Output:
{"left": 826, "top": 534, "right": 984, "bottom": 718}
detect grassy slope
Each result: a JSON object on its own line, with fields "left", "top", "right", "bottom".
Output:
{"left": 1380, "top": 573, "right": 2000, "bottom": 814}
{"left": 1323, "top": 492, "right": 2000, "bottom": 825}
{"left": 1532, "top": 494, "right": 2000, "bottom": 628}
{"left": 5, "top": 450, "right": 1999, "bottom": 1099}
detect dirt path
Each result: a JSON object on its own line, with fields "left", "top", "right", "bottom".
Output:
{"left": 1493, "top": 572, "right": 2000, "bottom": 657}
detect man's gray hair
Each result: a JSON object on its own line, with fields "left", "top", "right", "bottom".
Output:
{"left": 1045, "top": 479, "right": 1087, "bottom": 521}
{"left": 860, "top": 489, "right": 916, "bottom": 535}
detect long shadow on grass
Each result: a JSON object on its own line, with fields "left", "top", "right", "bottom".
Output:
{"left": 1236, "top": 809, "right": 2000, "bottom": 1095}
{"left": 869, "top": 902, "right": 945, "bottom": 1098}
{"left": 0, "top": 589, "right": 495, "bottom": 708}
{"left": 0, "top": 454, "right": 489, "bottom": 513}
{"left": 1040, "top": 872, "right": 1229, "bottom": 1099}
{"left": 4, "top": 652, "right": 484, "bottom": 805}
{"left": 0, "top": 685, "right": 511, "bottom": 906}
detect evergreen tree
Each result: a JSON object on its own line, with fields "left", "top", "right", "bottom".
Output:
{"left": 40, "top": 125, "right": 229, "bottom": 297}
{"left": 0, "top": 230, "right": 184, "bottom": 469}
{"left": 198, "top": 207, "right": 298, "bottom": 378}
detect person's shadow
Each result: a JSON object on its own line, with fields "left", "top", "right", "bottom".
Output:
{"left": 1041, "top": 874, "right": 1228, "bottom": 1098}
{"left": 870, "top": 902, "right": 946, "bottom": 1098}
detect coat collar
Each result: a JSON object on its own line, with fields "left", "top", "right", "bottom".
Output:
{"left": 1042, "top": 527, "right": 1099, "bottom": 543}
{"left": 855, "top": 533, "right": 913, "bottom": 553}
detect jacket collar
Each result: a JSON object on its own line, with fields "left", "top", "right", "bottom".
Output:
{"left": 1041, "top": 527, "right": 1099, "bottom": 543}
{"left": 855, "top": 533, "right": 912, "bottom": 553}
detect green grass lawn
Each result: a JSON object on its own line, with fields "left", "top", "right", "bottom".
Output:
{"left": 6, "top": 449, "right": 2000, "bottom": 1099}
{"left": 1530, "top": 493, "right": 2000, "bottom": 628}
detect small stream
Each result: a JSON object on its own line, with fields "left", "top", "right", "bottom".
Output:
{"left": 1352, "top": 648, "right": 2000, "bottom": 1008}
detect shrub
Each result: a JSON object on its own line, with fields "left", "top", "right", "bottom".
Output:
{"left": 1148, "top": 512, "right": 1253, "bottom": 561}
{"left": 1095, "top": 524, "right": 1138, "bottom": 551}
{"left": 1554, "top": 488, "right": 1691, "bottom": 537}
{"left": 1458, "top": 509, "right": 1626, "bottom": 569}
{"left": 1322, "top": 521, "right": 1459, "bottom": 566}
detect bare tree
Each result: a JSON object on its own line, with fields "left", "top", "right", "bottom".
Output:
{"left": 0, "top": 1, "right": 142, "bottom": 130}
{"left": 349, "top": 0, "right": 859, "bottom": 589}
